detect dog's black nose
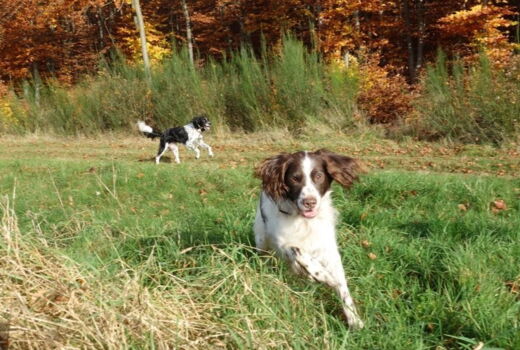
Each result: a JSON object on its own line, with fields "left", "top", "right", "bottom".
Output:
{"left": 303, "top": 197, "right": 317, "bottom": 209}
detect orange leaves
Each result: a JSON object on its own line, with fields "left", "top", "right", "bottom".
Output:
{"left": 0, "top": 0, "right": 110, "bottom": 82}
{"left": 358, "top": 55, "right": 414, "bottom": 124}
{"left": 457, "top": 199, "right": 509, "bottom": 214}
{"left": 1, "top": 0, "right": 519, "bottom": 86}
{"left": 437, "top": 4, "right": 517, "bottom": 66}
{"left": 491, "top": 199, "right": 507, "bottom": 214}
{"left": 438, "top": 5, "right": 515, "bottom": 35}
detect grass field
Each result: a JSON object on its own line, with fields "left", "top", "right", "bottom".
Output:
{"left": 1, "top": 132, "right": 519, "bottom": 349}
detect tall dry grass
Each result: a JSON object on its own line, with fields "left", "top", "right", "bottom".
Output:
{"left": 0, "top": 195, "right": 225, "bottom": 349}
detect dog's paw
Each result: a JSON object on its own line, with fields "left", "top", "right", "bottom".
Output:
{"left": 347, "top": 316, "right": 365, "bottom": 330}
{"left": 343, "top": 309, "right": 364, "bottom": 330}
{"left": 290, "top": 246, "right": 302, "bottom": 257}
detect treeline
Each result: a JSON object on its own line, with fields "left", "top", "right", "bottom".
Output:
{"left": 0, "top": 0, "right": 518, "bottom": 83}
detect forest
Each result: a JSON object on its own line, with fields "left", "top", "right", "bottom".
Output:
{"left": 0, "top": 0, "right": 519, "bottom": 143}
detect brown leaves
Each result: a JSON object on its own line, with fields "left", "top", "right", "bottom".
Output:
{"left": 458, "top": 203, "right": 468, "bottom": 212}
{"left": 491, "top": 199, "right": 507, "bottom": 214}
{"left": 361, "top": 240, "right": 372, "bottom": 248}
{"left": 505, "top": 279, "right": 520, "bottom": 300}
{"left": 360, "top": 239, "right": 377, "bottom": 260}
{"left": 457, "top": 199, "right": 508, "bottom": 214}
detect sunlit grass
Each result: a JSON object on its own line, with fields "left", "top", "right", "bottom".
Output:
{"left": 0, "top": 135, "right": 519, "bottom": 349}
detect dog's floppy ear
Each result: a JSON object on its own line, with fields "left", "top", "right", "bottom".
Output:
{"left": 191, "top": 116, "right": 202, "bottom": 128}
{"left": 255, "top": 153, "right": 291, "bottom": 200}
{"left": 315, "top": 149, "right": 362, "bottom": 189}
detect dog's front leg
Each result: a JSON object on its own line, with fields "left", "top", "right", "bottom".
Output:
{"left": 185, "top": 141, "right": 200, "bottom": 159}
{"left": 288, "top": 247, "right": 364, "bottom": 330}
{"left": 198, "top": 140, "right": 214, "bottom": 157}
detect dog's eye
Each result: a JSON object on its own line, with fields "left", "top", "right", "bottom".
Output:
{"left": 291, "top": 175, "right": 302, "bottom": 183}
{"left": 314, "top": 171, "right": 323, "bottom": 180}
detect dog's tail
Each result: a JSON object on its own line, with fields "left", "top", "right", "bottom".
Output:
{"left": 137, "top": 121, "right": 162, "bottom": 139}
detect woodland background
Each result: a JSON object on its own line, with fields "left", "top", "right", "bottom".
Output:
{"left": 0, "top": 0, "right": 519, "bottom": 143}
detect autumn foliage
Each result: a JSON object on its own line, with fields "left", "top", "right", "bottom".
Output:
{"left": 0, "top": 0, "right": 519, "bottom": 139}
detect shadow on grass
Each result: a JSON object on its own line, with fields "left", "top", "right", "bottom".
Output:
{"left": 138, "top": 156, "right": 174, "bottom": 163}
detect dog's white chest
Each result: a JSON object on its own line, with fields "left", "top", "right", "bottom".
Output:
{"left": 271, "top": 213, "right": 337, "bottom": 254}
{"left": 185, "top": 125, "right": 202, "bottom": 142}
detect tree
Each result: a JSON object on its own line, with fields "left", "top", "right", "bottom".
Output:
{"left": 131, "top": 0, "right": 151, "bottom": 81}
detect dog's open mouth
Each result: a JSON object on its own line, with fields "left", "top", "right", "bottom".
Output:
{"left": 300, "top": 208, "right": 318, "bottom": 218}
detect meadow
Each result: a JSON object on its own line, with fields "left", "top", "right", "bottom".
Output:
{"left": 1, "top": 132, "right": 519, "bottom": 349}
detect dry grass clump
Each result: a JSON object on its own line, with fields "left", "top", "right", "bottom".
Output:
{"left": 0, "top": 196, "right": 223, "bottom": 349}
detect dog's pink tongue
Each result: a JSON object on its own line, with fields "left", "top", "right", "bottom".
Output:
{"left": 302, "top": 209, "right": 318, "bottom": 218}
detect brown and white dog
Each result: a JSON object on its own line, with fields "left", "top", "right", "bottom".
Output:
{"left": 254, "top": 149, "right": 364, "bottom": 329}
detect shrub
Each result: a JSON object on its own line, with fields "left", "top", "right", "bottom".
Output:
{"left": 409, "top": 51, "right": 520, "bottom": 144}
{"left": 357, "top": 55, "right": 414, "bottom": 124}
{"left": 2, "top": 39, "right": 361, "bottom": 135}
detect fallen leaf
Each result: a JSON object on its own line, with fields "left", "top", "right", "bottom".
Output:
{"left": 492, "top": 199, "right": 507, "bottom": 210}
{"left": 368, "top": 252, "right": 377, "bottom": 260}
{"left": 505, "top": 280, "right": 520, "bottom": 299}
{"left": 136, "top": 172, "right": 145, "bottom": 178}
{"left": 458, "top": 203, "right": 468, "bottom": 211}
{"left": 53, "top": 294, "right": 69, "bottom": 303}
{"left": 391, "top": 289, "right": 403, "bottom": 299}
{"left": 361, "top": 240, "right": 372, "bottom": 248}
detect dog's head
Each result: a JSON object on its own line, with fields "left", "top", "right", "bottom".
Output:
{"left": 191, "top": 115, "right": 211, "bottom": 132}
{"left": 255, "top": 150, "right": 361, "bottom": 218}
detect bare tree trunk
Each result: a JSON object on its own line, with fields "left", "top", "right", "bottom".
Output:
{"left": 415, "top": 0, "right": 425, "bottom": 73}
{"left": 402, "top": 0, "right": 416, "bottom": 82}
{"left": 32, "top": 62, "right": 41, "bottom": 107}
{"left": 354, "top": 9, "right": 360, "bottom": 32}
{"left": 131, "top": 0, "right": 151, "bottom": 82}
{"left": 180, "top": 0, "right": 194, "bottom": 66}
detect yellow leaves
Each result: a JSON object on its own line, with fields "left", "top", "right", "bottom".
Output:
{"left": 0, "top": 92, "right": 23, "bottom": 132}
{"left": 438, "top": 4, "right": 516, "bottom": 65}
{"left": 123, "top": 20, "right": 171, "bottom": 65}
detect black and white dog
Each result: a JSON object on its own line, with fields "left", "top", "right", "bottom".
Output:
{"left": 137, "top": 116, "right": 213, "bottom": 164}
{"left": 254, "top": 149, "right": 364, "bottom": 329}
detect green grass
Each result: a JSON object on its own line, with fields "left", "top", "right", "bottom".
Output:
{"left": 1, "top": 135, "right": 519, "bottom": 349}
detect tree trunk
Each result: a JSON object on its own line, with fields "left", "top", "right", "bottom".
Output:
{"left": 180, "top": 0, "right": 194, "bottom": 66}
{"left": 131, "top": 0, "right": 151, "bottom": 82}
{"left": 354, "top": 10, "right": 360, "bottom": 32}
{"left": 402, "top": 0, "right": 416, "bottom": 82}
{"left": 32, "top": 62, "right": 41, "bottom": 107}
{"left": 415, "top": 0, "right": 425, "bottom": 73}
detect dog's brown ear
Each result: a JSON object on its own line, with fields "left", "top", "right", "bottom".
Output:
{"left": 315, "top": 149, "right": 363, "bottom": 189}
{"left": 255, "top": 153, "right": 291, "bottom": 200}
